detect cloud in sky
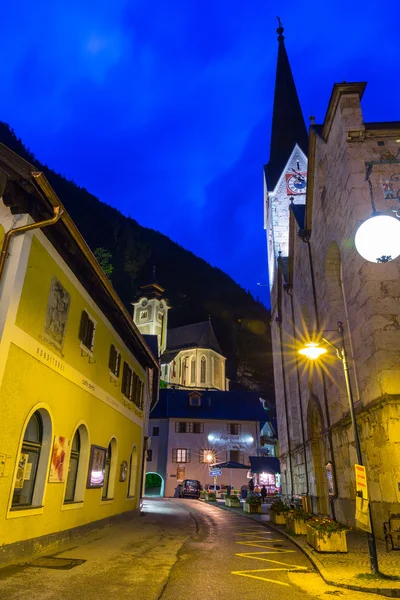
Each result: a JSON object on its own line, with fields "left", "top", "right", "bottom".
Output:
{"left": 1, "top": 0, "right": 399, "bottom": 307}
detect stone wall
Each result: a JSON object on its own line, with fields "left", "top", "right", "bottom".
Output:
{"left": 267, "top": 84, "right": 400, "bottom": 533}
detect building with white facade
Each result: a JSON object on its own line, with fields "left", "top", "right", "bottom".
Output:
{"left": 147, "top": 389, "right": 277, "bottom": 497}
{"left": 133, "top": 282, "right": 227, "bottom": 391}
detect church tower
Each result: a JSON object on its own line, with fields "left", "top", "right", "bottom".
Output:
{"left": 264, "top": 19, "right": 308, "bottom": 290}
{"left": 132, "top": 274, "right": 170, "bottom": 356}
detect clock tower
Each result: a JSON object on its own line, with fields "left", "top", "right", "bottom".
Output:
{"left": 132, "top": 276, "right": 170, "bottom": 356}
{"left": 264, "top": 19, "right": 308, "bottom": 290}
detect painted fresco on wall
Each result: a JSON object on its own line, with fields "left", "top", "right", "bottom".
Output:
{"left": 44, "top": 277, "right": 71, "bottom": 351}
{"left": 49, "top": 436, "right": 69, "bottom": 482}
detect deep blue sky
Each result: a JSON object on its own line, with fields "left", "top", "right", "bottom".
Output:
{"left": 2, "top": 2, "right": 400, "bottom": 307}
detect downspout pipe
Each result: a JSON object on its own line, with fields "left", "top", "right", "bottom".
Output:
{"left": 284, "top": 284, "right": 309, "bottom": 497}
{"left": 0, "top": 171, "right": 62, "bottom": 286}
{"left": 299, "top": 231, "right": 337, "bottom": 519}
{"left": 276, "top": 257, "right": 293, "bottom": 498}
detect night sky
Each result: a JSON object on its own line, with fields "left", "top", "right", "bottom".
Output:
{"left": 2, "top": 1, "right": 400, "bottom": 308}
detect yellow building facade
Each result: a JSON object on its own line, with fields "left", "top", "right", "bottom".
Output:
{"left": 0, "top": 145, "right": 159, "bottom": 564}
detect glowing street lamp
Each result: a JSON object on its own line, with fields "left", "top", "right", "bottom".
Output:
{"left": 299, "top": 321, "right": 379, "bottom": 574}
{"left": 205, "top": 452, "right": 214, "bottom": 464}
{"left": 355, "top": 214, "right": 400, "bottom": 263}
{"left": 298, "top": 342, "right": 327, "bottom": 360}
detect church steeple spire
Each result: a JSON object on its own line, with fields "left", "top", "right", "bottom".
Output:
{"left": 266, "top": 18, "right": 308, "bottom": 190}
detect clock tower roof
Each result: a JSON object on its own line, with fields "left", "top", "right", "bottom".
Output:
{"left": 265, "top": 19, "right": 308, "bottom": 190}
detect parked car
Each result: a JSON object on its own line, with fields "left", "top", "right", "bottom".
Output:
{"left": 180, "top": 479, "right": 201, "bottom": 498}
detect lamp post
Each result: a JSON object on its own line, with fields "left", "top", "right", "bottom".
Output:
{"left": 299, "top": 321, "right": 379, "bottom": 574}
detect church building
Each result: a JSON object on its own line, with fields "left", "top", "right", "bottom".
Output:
{"left": 132, "top": 283, "right": 227, "bottom": 391}
{"left": 265, "top": 21, "right": 400, "bottom": 532}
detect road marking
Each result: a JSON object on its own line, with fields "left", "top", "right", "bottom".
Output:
{"left": 231, "top": 569, "right": 291, "bottom": 586}
{"left": 236, "top": 552, "right": 308, "bottom": 566}
{"left": 235, "top": 540, "right": 285, "bottom": 548}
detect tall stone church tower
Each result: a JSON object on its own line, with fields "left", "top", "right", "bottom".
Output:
{"left": 264, "top": 21, "right": 309, "bottom": 498}
{"left": 264, "top": 20, "right": 308, "bottom": 290}
{"left": 132, "top": 278, "right": 170, "bottom": 356}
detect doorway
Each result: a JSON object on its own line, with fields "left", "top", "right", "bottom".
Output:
{"left": 144, "top": 472, "right": 164, "bottom": 497}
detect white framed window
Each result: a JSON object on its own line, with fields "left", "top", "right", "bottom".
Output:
{"left": 200, "top": 356, "right": 206, "bottom": 383}
{"left": 127, "top": 446, "right": 138, "bottom": 498}
{"left": 78, "top": 310, "right": 96, "bottom": 353}
{"left": 102, "top": 438, "right": 117, "bottom": 500}
{"left": 108, "top": 344, "right": 121, "bottom": 378}
{"left": 11, "top": 409, "right": 52, "bottom": 510}
{"left": 64, "top": 424, "right": 89, "bottom": 504}
{"left": 172, "top": 448, "right": 191, "bottom": 463}
{"left": 122, "top": 362, "right": 133, "bottom": 400}
{"left": 227, "top": 423, "right": 241, "bottom": 435}
{"left": 228, "top": 450, "right": 244, "bottom": 463}
{"left": 190, "top": 357, "right": 196, "bottom": 384}
{"left": 175, "top": 422, "right": 204, "bottom": 434}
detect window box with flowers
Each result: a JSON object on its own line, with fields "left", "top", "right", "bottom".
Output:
{"left": 225, "top": 494, "right": 241, "bottom": 508}
{"left": 286, "top": 509, "right": 313, "bottom": 535}
{"left": 244, "top": 494, "right": 262, "bottom": 514}
{"left": 270, "top": 499, "right": 290, "bottom": 524}
{"left": 306, "top": 516, "right": 349, "bottom": 553}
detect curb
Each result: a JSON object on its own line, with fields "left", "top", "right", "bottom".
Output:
{"left": 207, "top": 501, "right": 400, "bottom": 598}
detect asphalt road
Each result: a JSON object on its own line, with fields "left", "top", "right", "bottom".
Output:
{"left": 0, "top": 499, "right": 384, "bottom": 600}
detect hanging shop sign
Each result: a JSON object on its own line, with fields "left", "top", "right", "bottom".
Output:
{"left": 355, "top": 464, "right": 371, "bottom": 533}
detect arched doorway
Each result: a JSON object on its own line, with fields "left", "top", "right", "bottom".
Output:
{"left": 307, "top": 396, "right": 327, "bottom": 515}
{"left": 144, "top": 472, "right": 164, "bottom": 497}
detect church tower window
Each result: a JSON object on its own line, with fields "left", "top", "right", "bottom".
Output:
{"left": 200, "top": 356, "right": 206, "bottom": 384}
{"left": 190, "top": 357, "right": 196, "bottom": 384}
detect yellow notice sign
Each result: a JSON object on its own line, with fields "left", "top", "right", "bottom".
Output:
{"left": 355, "top": 464, "right": 371, "bottom": 533}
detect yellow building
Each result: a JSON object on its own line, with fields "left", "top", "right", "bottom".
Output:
{"left": 0, "top": 144, "right": 159, "bottom": 564}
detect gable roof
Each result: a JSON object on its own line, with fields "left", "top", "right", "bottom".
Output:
{"left": 265, "top": 23, "right": 308, "bottom": 190}
{"left": 151, "top": 389, "right": 275, "bottom": 422}
{"left": 166, "top": 320, "right": 223, "bottom": 354}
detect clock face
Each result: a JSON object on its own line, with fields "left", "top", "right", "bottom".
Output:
{"left": 286, "top": 172, "right": 307, "bottom": 195}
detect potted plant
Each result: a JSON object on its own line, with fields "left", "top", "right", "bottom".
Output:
{"left": 306, "top": 516, "right": 349, "bottom": 553}
{"left": 205, "top": 491, "right": 216, "bottom": 502}
{"left": 225, "top": 494, "right": 241, "bottom": 508}
{"left": 199, "top": 490, "right": 205, "bottom": 500}
{"left": 269, "top": 499, "right": 290, "bottom": 524}
{"left": 244, "top": 493, "right": 262, "bottom": 514}
{"left": 285, "top": 508, "right": 313, "bottom": 535}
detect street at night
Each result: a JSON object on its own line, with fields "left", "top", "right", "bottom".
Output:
{"left": 0, "top": 500, "right": 384, "bottom": 600}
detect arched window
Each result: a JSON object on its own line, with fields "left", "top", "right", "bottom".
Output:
{"left": 102, "top": 439, "right": 118, "bottom": 500}
{"left": 63, "top": 424, "right": 89, "bottom": 504}
{"left": 190, "top": 357, "right": 196, "bottom": 384}
{"left": 127, "top": 446, "right": 138, "bottom": 498}
{"left": 12, "top": 412, "right": 43, "bottom": 507}
{"left": 211, "top": 356, "right": 215, "bottom": 386}
{"left": 65, "top": 429, "right": 81, "bottom": 503}
{"left": 200, "top": 356, "right": 206, "bottom": 384}
{"left": 214, "top": 358, "right": 221, "bottom": 389}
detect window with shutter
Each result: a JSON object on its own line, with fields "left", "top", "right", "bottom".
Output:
{"left": 172, "top": 448, "right": 190, "bottom": 463}
{"left": 79, "top": 311, "right": 95, "bottom": 351}
{"left": 108, "top": 345, "right": 121, "bottom": 377}
{"left": 227, "top": 423, "right": 241, "bottom": 435}
{"left": 122, "top": 362, "right": 133, "bottom": 399}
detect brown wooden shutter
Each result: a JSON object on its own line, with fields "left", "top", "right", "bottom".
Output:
{"left": 79, "top": 311, "right": 89, "bottom": 343}
{"left": 109, "top": 345, "right": 116, "bottom": 371}
{"left": 172, "top": 449, "right": 177, "bottom": 462}
{"left": 122, "top": 362, "right": 129, "bottom": 396}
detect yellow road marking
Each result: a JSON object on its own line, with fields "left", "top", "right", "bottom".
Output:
{"left": 235, "top": 540, "right": 284, "bottom": 548}
{"left": 235, "top": 552, "right": 308, "bottom": 567}
{"left": 231, "top": 570, "right": 290, "bottom": 586}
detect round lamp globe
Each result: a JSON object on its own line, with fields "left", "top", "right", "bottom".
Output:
{"left": 355, "top": 215, "right": 400, "bottom": 263}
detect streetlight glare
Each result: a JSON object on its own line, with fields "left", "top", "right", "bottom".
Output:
{"left": 298, "top": 342, "right": 327, "bottom": 360}
{"left": 355, "top": 215, "right": 400, "bottom": 263}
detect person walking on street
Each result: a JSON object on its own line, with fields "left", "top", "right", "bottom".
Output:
{"left": 261, "top": 485, "right": 267, "bottom": 503}
{"left": 248, "top": 478, "right": 254, "bottom": 493}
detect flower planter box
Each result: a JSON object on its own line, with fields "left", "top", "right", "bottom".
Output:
{"left": 225, "top": 498, "right": 241, "bottom": 508}
{"left": 270, "top": 510, "right": 288, "bottom": 525}
{"left": 205, "top": 494, "right": 216, "bottom": 502}
{"left": 244, "top": 503, "right": 262, "bottom": 514}
{"left": 286, "top": 517, "right": 309, "bottom": 535}
{"left": 306, "top": 524, "right": 348, "bottom": 553}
